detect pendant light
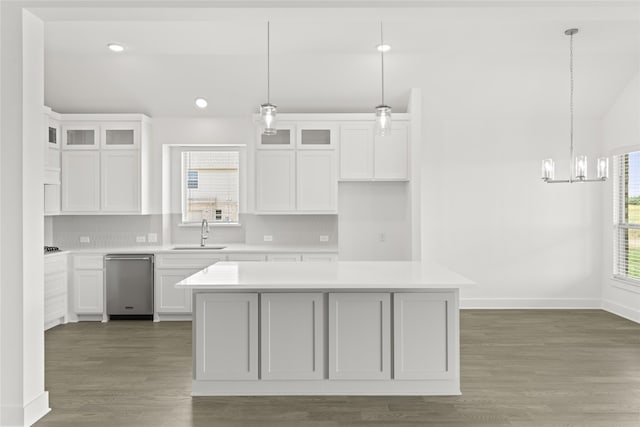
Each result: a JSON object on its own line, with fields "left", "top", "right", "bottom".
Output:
{"left": 375, "top": 22, "right": 391, "bottom": 136}
{"left": 541, "top": 28, "right": 608, "bottom": 184}
{"left": 259, "top": 21, "right": 277, "bottom": 136}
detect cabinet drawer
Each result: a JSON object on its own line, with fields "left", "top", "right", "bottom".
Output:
{"left": 302, "top": 254, "right": 338, "bottom": 262}
{"left": 45, "top": 294, "right": 67, "bottom": 322}
{"left": 227, "top": 254, "right": 267, "bottom": 262}
{"left": 74, "top": 254, "right": 104, "bottom": 270}
{"left": 156, "top": 253, "right": 226, "bottom": 269}
{"left": 266, "top": 253, "right": 301, "bottom": 262}
{"left": 45, "top": 254, "right": 68, "bottom": 274}
{"left": 45, "top": 271, "right": 67, "bottom": 298}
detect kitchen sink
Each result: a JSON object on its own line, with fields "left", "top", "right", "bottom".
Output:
{"left": 172, "top": 246, "right": 227, "bottom": 250}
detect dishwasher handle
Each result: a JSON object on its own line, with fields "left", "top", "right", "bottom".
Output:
{"left": 105, "top": 256, "right": 153, "bottom": 261}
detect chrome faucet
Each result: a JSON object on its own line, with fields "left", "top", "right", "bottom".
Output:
{"left": 200, "top": 219, "right": 209, "bottom": 247}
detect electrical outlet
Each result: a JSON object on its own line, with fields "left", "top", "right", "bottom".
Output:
{"left": 319, "top": 235, "right": 329, "bottom": 242}
{"left": 136, "top": 236, "right": 146, "bottom": 243}
{"left": 79, "top": 236, "right": 90, "bottom": 243}
{"left": 263, "top": 235, "right": 273, "bottom": 242}
{"left": 378, "top": 233, "right": 386, "bottom": 243}
{"left": 147, "top": 233, "right": 158, "bottom": 243}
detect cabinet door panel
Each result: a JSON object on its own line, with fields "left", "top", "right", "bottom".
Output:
{"left": 296, "top": 151, "right": 337, "bottom": 212}
{"left": 297, "top": 122, "right": 337, "bottom": 149}
{"left": 73, "top": 270, "right": 103, "bottom": 314}
{"left": 339, "top": 123, "right": 374, "bottom": 179}
{"left": 374, "top": 123, "right": 409, "bottom": 180}
{"left": 394, "top": 292, "right": 455, "bottom": 380}
{"left": 101, "top": 122, "right": 140, "bottom": 149}
{"left": 62, "top": 125, "right": 99, "bottom": 149}
{"left": 61, "top": 151, "right": 100, "bottom": 212}
{"left": 155, "top": 269, "right": 194, "bottom": 314}
{"left": 329, "top": 293, "right": 390, "bottom": 380}
{"left": 195, "top": 293, "right": 258, "bottom": 380}
{"left": 261, "top": 293, "right": 324, "bottom": 380}
{"left": 101, "top": 150, "right": 140, "bottom": 212}
{"left": 257, "top": 123, "right": 296, "bottom": 149}
{"left": 256, "top": 150, "right": 296, "bottom": 212}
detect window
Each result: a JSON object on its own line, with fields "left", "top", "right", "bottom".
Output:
{"left": 182, "top": 151, "right": 240, "bottom": 224}
{"left": 614, "top": 151, "right": 640, "bottom": 282}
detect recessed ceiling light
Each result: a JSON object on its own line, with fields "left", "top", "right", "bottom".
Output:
{"left": 195, "top": 98, "right": 208, "bottom": 109}
{"left": 107, "top": 43, "right": 125, "bottom": 52}
{"left": 376, "top": 44, "right": 391, "bottom": 52}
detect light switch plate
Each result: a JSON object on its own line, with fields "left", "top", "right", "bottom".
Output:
{"left": 79, "top": 236, "right": 90, "bottom": 243}
{"left": 147, "top": 233, "right": 158, "bottom": 243}
{"left": 263, "top": 235, "right": 273, "bottom": 242}
{"left": 136, "top": 236, "right": 146, "bottom": 243}
{"left": 319, "top": 235, "right": 329, "bottom": 242}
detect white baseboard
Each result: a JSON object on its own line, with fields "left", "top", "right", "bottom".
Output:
{"left": 0, "top": 391, "right": 50, "bottom": 427}
{"left": 602, "top": 299, "right": 640, "bottom": 324}
{"left": 460, "top": 298, "right": 601, "bottom": 309}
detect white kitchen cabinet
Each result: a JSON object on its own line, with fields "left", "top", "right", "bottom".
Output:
{"left": 44, "top": 253, "right": 68, "bottom": 330}
{"left": 101, "top": 122, "right": 140, "bottom": 149}
{"left": 257, "top": 123, "right": 296, "bottom": 149}
{"left": 301, "top": 254, "right": 338, "bottom": 262}
{"left": 155, "top": 269, "right": 194, "bottom": 314}
{"left": 256, "top": 150, "right": 296, "bottom": 212}
{"left": 261, "top": 293, "right": 324, "bottom": 380}
{"left": 101, "top": 150, "right": 140, "bottom": 212}
{"left": 61, "top": 150, "right": 100, "bottom": 212}
{"left": 266, "top": 254, "right": 302, "bottom": 262}
{"left": 44, "top": 107, "right": 62, "bottom": 185}
{"left": 73, "top": 269, "right": 104, "bottom": 314}
{"left": 62, "top": 124, "right": 100, "bottom": 149}
{"left": 393, "top": 292, "right": 455, "bottom": 380}
{"left": 296, "top": 151, "right": 337, "bottom": 212}
{"left": 339, "top": 121, "right": 409, "bottom": 181}
{"left": 44, "top": 184, "right": 61, "bottom": 216}
{"left": 227, "top": 253, "right": 267, "bottom": 262}
{"left": 374, "top": 122, "right": 409, "bottom": 180}
{"left": 339, "top": 123, "right": 374, "bottom": 180}
{"left": 195, "top": 293, "right": 258, "bottom": 380}
{"left": 328, "top": 293, "right": 391, "bottom": 380}
{"left": 297, "top": 122, "right": 337, "bottom": 149}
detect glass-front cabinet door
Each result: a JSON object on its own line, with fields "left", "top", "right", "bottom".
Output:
{"left": 101, "top": 122, "right": 140, "bottom": 149}
{"left": 297, "top": 122, "right": 337, "bottom": 149}
{"left": 62, "top": 124, "right": 100, "bottom": 149}
{"left": 256, "top": 123, "right": 296, "bottom": 149}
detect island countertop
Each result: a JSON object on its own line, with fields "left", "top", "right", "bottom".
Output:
{"left": 176, "top": 261, "right": 475, "bottom": 290}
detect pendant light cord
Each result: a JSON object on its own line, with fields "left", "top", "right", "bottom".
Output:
{"left": 569, "top": 31, "right": 574, "bottom": 179}
{"left": 380, "top": 21, "right": 385, "bottom": 106}
{"left": 267, "top": 21, "right": 271, "bottom": 104}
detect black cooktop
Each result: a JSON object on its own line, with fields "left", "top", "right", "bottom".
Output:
{"left": 44, "top": 246, "right": 60, "bottom": 253}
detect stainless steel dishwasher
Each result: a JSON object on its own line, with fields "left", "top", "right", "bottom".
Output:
{"left": 105, "top": 254, "right": 154, "bottom": 320}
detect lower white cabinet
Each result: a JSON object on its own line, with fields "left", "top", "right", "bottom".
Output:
{"left": 195, "top": 293, "right": 258, "bottom": 380}
{"left": 302, "top": 254, "right": 338, "bottom": 262}
{"left": 328, "top": 293, "right": 391, "bottom": 380}
{"left": 44, "top": 253, "right": 68, "bottom": 330}
{"left": 73, "top": 269, "right": 104, "bottom": 314}
{"left": 261, "top": 293, "right": 324, "bottom": 380}
{"left": 393, "top": 292, "right": 455, "bottom": 380}
{"left": 155, "top": 269, "right": 194, "bottom": 314}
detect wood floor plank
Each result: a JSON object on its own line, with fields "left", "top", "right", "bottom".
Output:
{"left": 35, "top": 310, "right": 640, "bottom": 426}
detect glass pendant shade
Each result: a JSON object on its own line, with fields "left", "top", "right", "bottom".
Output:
{"left": 597, "top": 157, "right": 609, "bottom": 179}
{"left": 375, "top": 105, "right": 392, "bottom": 136}
{"left": 541, "top": 159, "right": 555, "bottom": 180}
{"left": 575, "top": 155, "right": 588, "bottom": 179}
{"left": 260, "top": 103, "right": 277, "bottom": 136}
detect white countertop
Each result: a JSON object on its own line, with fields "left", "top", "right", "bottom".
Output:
{"left": 176, "top": 261, "right": 475, "bottom": 290}
{"left": 66, "top": 244, "right": 338, "bottom": 255}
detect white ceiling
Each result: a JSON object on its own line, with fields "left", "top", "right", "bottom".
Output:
{"left": 43, "top": 5, "right": 640, "bottom": 118}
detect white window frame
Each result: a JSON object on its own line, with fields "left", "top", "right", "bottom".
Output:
{"left": 178, "top": 145, "right": 246, "bottom": 227}
{"left": 613, "top": 150, "right": 640, "bottom": 286}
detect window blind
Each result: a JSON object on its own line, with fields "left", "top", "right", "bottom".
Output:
{"left": 613, "top": 151, "right": 640, "bottom": 282}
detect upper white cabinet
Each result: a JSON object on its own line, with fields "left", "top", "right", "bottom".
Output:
{"left": 297, "top": 122, "right": 337, "bottom": 149}
{"left": 59, "top": 114, "right": 151, "bottom": 215}
{"left": 256, "top": 150, "right": 296, "bottom": 212}
{"left": 296, "top": 151, "right": 337, "bottom": 212}
{"left": 44, "top": 107, "right": 62, "bottom": 184}
{"left": 339, "top": 121, "right": 409, "bottom": 181}
{"left": 257, "top": 123, "right": 296, "bottom": 149}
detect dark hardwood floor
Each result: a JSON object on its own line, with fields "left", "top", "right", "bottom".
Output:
{"left": 35, "top": 310, "right": 640, "bottom": 426}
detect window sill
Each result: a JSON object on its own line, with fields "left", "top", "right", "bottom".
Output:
{"left": 611, "top": 276, "right": 640, "bottom": 294}
{"left": 177, "top": 222, "right": 242, "bottom": 228}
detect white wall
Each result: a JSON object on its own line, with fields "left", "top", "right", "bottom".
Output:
{"left": 602, "top": 72, "right": 640, "bottom": 323}
{"left": 422, "top": 116, "right": 605, "bottom": 308}
{"left": 0, "top": 5, "right": 49, "bottom": 426}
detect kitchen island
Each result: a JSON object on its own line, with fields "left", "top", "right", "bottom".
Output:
{"left": 176, "top": 261, "right": 474, "bottom": 396}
